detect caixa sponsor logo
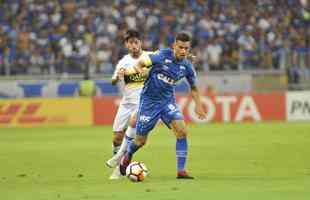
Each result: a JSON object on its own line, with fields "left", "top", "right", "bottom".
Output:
{"left": 139, "top": 115, "right": 151, "bottom": 123}
{"left": 157, "top": 73, "right": 175, "bottom": 85}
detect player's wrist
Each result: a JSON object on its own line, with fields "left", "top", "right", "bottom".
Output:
{"left": 111, "top": 74, "right": 120, "bottom": 84}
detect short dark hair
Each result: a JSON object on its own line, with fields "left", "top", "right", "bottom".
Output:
{"left": 175, "top": 32, "right": 192, "bottom": 42}
{"left": 123, "top": 29, "right": 141, "bottom": 42}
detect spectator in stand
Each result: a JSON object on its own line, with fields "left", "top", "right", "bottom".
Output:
{"left": 0, "top": 0, "right": 307, "bottom": 75}
{"left": 206, "top": 36, "right": 223, "bottom": 70}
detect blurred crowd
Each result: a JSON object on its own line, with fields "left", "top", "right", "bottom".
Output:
{"left": 0, "top": 0, "right": 309, "bottom": 82}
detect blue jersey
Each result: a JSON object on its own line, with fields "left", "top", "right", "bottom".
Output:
{"left": 142, "top": 48, "right": 197, "bottom": 101}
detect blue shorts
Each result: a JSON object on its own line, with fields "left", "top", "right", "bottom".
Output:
{"left": 136, "top": 97, "right": 183, "bottom": 136}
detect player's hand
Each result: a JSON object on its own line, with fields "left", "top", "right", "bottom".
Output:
{"left": 117, "top": 68, "right": 125, "bottom": 78}
{"left": 140, "top": 67, "right": 149, "bottom": 76}
{"left": 195, "top": 104, "right": 207, "bottom": 120}
{"left": 187, "top": 53, "right": 197, "bottom": 64}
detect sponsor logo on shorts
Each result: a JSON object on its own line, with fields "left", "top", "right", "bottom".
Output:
{"left": 139, "top": 115, "right": 151, "bottom": 123}
{"left": 168, "top": 104, "right": 176, "bottom": 111}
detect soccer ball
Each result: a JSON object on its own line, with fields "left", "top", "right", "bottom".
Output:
{"left": 126, "top": 161, "right": 148, "bottom": 182}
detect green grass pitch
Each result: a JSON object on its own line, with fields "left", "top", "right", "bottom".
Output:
{"left": 1, "top": 123, "right": 310, "bottom": 200}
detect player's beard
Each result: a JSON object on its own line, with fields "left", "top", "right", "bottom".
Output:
{"left": 175, "top": 53, "right": 186, "bottom": 60}
{"left": 131, "top": 49, "right": 142, "bottom": 58}
{"left": 179, "top": 54, "right": 186, "bottom": 59}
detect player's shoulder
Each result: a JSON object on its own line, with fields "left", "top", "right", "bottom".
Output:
{"left": 117, "top": 54, "right": 132, "bottom": 65}
{"left": 177, "top": 57, "right": 193, "bottom": 69}
{"left": 159, "top": 48, "right": 173, "bottom": 55}
{"left": 151, "top": 48, "right": 173, "bottom": 60}
{"left": 181, "top": 59, "right": 196, "bottom": 75}
{"left": 120, "top": 54, "right": 132, "bottom": 61}
{"left": 148, "top": 48, "right": 172, "bottom": 56}
{"left": 140, "top": 51, "right": 153, "bottom": 58}
{"left": 182, "top": 59, "right": 193, "bottom": 67}
{"left": 142, "top": 50, "right": 153, "bottom": 55}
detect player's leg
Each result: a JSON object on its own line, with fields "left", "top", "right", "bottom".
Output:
{"left": 119, "top": 100, "right": 161, "bottom": 175}
{"left": 170, "top": 120, "right": 194, "bottom": 179}
{"left": 108, "top": 104, "right": 135, "bottom": 180}
{"left": 119, "top": 134, "right": 148, "bottom": 175}
{"left": 121, "top": 112, "right": 138, "bottom": 153}
{"left": 161, "top": 102, "right": 194, "bottom": 179}
{"left": 106, "top": 113, "right": 137, "bottom": 168}
{"left": 111, "top": 103, "right": 131, "bottom": 155}
{"left": 112, "top": 131, "right": 124, "bottom": 155}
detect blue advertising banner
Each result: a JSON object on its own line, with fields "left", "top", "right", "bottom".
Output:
{"left": 0, "top": 79, "right": 190, "bottom": 99}
{"left": 0, "top": 80, "right": 119, "bottom": 98}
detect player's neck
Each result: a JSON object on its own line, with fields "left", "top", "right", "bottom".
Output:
{"left": 131, "top": 50, "right": 143, "bottom": 59}
{"left": 173, "top": 52, "right": 183, "bottom": 62}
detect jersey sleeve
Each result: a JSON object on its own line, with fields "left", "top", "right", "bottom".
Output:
{"left": 147, "top": 50, "right": 163, "bottom": 66}
{"left": 112, "top": 60, "right": 123, "bottom": 79}
{"left": 185, "top": 63, "right": 197, "bottom": 88}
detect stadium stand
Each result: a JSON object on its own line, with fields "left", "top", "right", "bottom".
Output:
{"left": 0, "top": 0, "right": 309, "bottom": 90}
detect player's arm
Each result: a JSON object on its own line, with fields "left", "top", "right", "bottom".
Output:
{"left": 123, "top": 50, "right": 161, "bottom": 75}
{"left": 123, "top": 55, "right": 152, "bottom": 75}
{"left": 187, "top": 53, "right": 197, "bottom": 64}
{"left": 190, "top": 85, "right": 206, "bottom": 119}
{"left": 111, "top": 67, "right": 119, "bottom": 85}
{"left": 186, "top": 64, "right": 206, "bottom": 119}
{"left": 111, "top": 77, "right": 118, "bottom": 85}
{"left": 111, "top": 62, "right": 123, "bottom": 85}
{"left": 111, "top": 70, "right": 125, "bottom": 85}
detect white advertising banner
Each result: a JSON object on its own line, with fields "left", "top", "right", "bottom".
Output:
{"left": 286, "top": 91, "right": 310, "bottom": 121}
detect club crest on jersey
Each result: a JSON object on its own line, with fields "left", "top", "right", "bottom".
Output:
{"left": 157, "top": 73, "right": 175, "bottom": 85}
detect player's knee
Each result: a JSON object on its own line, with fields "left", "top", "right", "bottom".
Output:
{"left": 113, "top": 131, "right": 124, "bottom": 145}
{"left": 175, "top": 127, "right": 187, "bottom": 139}
{"left": 135, "top": 136, "right": 147, "bottom": 146}
{"left": 129, "top": 114, "right": 137, "bottom": 128}
{"left": 136, "top": 140, "right": 146, "bottom": 147}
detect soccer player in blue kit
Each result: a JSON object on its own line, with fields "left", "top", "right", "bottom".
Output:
{"left": 119, "top": 32, "right": 206, "bottom": 179}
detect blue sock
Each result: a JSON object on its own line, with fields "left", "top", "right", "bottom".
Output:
{"left": 176, "top": 138, "right": 188, "bottom": 172}
{"left": 125, "top": 135, "right": 134, "bottom": 145}
{"left": 127, "top": 141, "right": 141, "bottom": 158}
